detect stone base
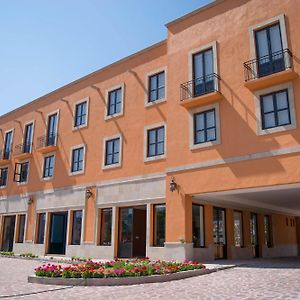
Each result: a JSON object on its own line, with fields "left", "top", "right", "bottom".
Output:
{"left": 164, "top": 242, "right": 194, "bottom": 261}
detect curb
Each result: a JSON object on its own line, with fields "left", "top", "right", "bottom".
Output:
{"left": 28, "top": 266, "right": 235, "bottom": 286}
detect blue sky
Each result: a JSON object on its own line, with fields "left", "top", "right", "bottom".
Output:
{"left": 0, "top": 0, "right": 212, "bottom": 115}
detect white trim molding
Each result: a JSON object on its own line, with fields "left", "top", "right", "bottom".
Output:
{"left": 69, "top": 144, "right": 86, "bottom": 176}
{"left": 72, "top": 97, "right": 90, "bottom": 130}
{"left": 144, "top": 122, "right": 167, "bottom": 162}
{"left": 144, "top": 67, "right": 167, "bottom": 107}
{"left": 102, "top": 133, "right": 123, "bottom": 170}
{"left": 41, "top": 152, "right": 56, "bottom": 181}
{"left": 254, "top": 82, "right": 297, "bottom": 135}
{"left": 189, "top": 102, "right": 221, "bottom": 150}
{"left": 104, "top": 83, "right": 125, "bottom": 120}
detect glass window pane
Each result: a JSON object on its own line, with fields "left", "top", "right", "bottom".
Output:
{"left": 100, "top": 208, "right": 112, "bottom": 246}
{"left": 154, "top": 204, "right": 165, "bottom": 247}
{"left": 234, "top": 211, "right": 243, "bottom": 247}
{"left": 195, "top": 113, "right": 205, "bottom": 131}
{"left": 158, "top": 72, "right": 165, "bottom": 87}
{"left": 193, "top": 52, "right": 204, "bottom": 79}
{"left": 157, "top": 87, "right": 165, "bottom": 99}
{"left": 276, "top": 92, "right": 288, "bottom": 109}
{"left": 71, "top": 210, "right": 82, "bottom": 245}
{"left": 150, "top": 90, "right": 157, "bottom": 101}
{"left": 206, "top": 110, "right": 215, "bottom": 128}
{"left": 148, "top": 144, "right": 156, "bottom": 157}
{"left": 256, "top": 29, "right": 269, "bottom": 58}
{"left": 150, "top": 76, "right": 157, "bottom": 90}
{"left": 192, "top": 205, "right": 205, "bottom": 247}
{"left": 277, "top": 110, "right": 290, "bottom": 126}
{"left": 195, "top": 131, "right": 205, "bottom": 144}
{"left": 264, "top": 113, "right": 276, "bottom": 128}
{"left": 36, "top": 213, "right": 46, "bottom": 244}
{"left": 269, "top": 24, "right": 282, "bottom": 54}
{"left": 148, "top": 130, "right": 156, "bottom": 144}
{"left": 262, "top": 95, "right": 274, "bottom": 113}
{"left": 206, "top": 128, "right": 216, "bottom": 141}
{"left": 204, "top": 49, "right": 213, "bottom": 75}
{"left": 157, "top": 128, "right": 164, "bottom": 143}
{"left": 157, "top": 142, "right": 164, "bottom": 155}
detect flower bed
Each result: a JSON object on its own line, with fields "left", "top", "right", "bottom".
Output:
{"left": 34, "top": 258, "right": 205, "bottom": 279}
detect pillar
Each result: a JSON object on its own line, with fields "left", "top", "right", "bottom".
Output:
{"left": 83, "top": 186, "right": 96, "bottom": 244}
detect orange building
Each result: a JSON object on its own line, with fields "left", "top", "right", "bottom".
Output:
{"left": 0, "top": 0, "right": 300, "bottom": 261}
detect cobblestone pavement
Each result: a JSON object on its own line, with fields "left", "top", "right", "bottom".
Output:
{"left": 1, "top": 257, "right": 300, "bottom": 299}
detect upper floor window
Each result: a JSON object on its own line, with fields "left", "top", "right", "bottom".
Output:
{"left": 255, "top": 23, "right": 284, "bottom": 77}
{"left": 71, "top": 146, "right": 84, "bottom": 174}
{"left": 105, "top": 138, "right": 120, "bottom": 166}
{"left": 43, "top": 155, "right": 55, "bottom": 179}
{"left": 0, "top": 167, "right": 8, "bottom": 187}
{"left": 108, "top": 88, "right": 122, "bottom": 116}
{"left": 149, "top": 71, "right": 165, "bottom": 102}
{"left": 23, "top": 123, "right": 33, "bottom": 153}
{"left": 260, "top": 89, "right": 291, "bottom": 130}
{"left": 47, "top": 113, "right": 58, "bottom": 146}
{"left": 3, "top": 130, "right": 13, "bottom": 160}
{"left": 147, "top": 126, "right": 165, "bottom": 158}
{"left": 194, "top": 109, "right": 216, "bottom": 144}
{"left": 74, "top": 101, "right": 87, "bottom": 127}
{"left": 14, "top": 161, "right": 29, "bottom": 183}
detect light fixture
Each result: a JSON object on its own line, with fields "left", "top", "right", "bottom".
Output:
{"left": 27, "top": 197, "right": 33, "bottom": 205}
{"left": 86, "top": 189, "right": 93, "bottom": 199}
{"left": 170, "top": 177, "right": 177, "bottom": 192}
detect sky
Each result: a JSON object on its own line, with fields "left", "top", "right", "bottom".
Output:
{"left": 0, "top": 0, "right": 212, "bottom": 116}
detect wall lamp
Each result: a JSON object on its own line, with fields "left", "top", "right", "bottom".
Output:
{"left": 86, "top": 189, "right": 93, "bottom": 199}
{"left": 170, "top": 177, "right": 177, "bottom": 192}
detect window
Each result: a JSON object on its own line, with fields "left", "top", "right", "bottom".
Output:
{"left": 71, "top": 147, "right": 84, "bottom": 173}
{"left": 107, "top": 88, "right": 122, "bottom": 116}
{"left": 153, "top": 204, "right": 165, "bottom": 247}
{"left": 17, "top": 214, "right": 26, "bottom": 243}
{"left": 100, "top": 208, "right": 112, "bottom": 246}
{"left": 255, "top": 23, "right": 284, "bottom": 77}
{"left": 13, "top": 162, "right": 29, "bottom": 183}
{"left": 43, "top": 155, "right": 55, "bottom": 179}
{"left": 260, "top": 89, "right": 291, "bottom": 130}
{"left": 264, "top": 215, "right": 273, "bottom": 248}
{"left": 105, "top": 138, "right": 120, "bottom": 166}
{"left": 74, "top": 101, "right": 87, "bottom": 127}
{"left": 149, "top": 71, "right": 165, "bottom": 102}
{"left": 193, "top": 48, "right": 214, "bottom": 96}
{"left": 36, "top": 213, "right": 46, "bottom": 244}
{"left": 234, "top": 211, "right": 243, "bottom": 247}
{"left": 71, "top": 210, "right": 82, "bottom": 245}
{"left": 23, "top": 123, "right": 33, "bottom": 153}
{"left": 46, "top": 113, "right": 58, "bottom": 146}
{"left": 3, "top": 131, "right": 13, "bottom": 160}
{"left": 194, "top": 109, "right": 216, "bottom": 144}
{"left": 147, "top": 126, "right": 165, "bottom": 158}
{"left": 192, "top": 204, "right": 205, "bottom": 247}
{"left": 0, "top": 167, "right": 8, "bottom": 187}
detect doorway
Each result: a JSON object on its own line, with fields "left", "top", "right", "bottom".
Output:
{"left": 118, "top": 205, "right": 147, "bottom": 258}
{"left": 48, "top": 212, "right": 68, "bottom": 255}
{"left": 250, "top": 213, "right": 259, "bottom": 258}
{"left": 213, "top": 207, "right": 227, "bottom": 259}
{"left": 1, "top": 215, "right": 16, "bottom": 252}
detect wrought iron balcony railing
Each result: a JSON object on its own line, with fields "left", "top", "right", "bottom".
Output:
{"left": 36, "top": 133, "right": 57, "bottom": 149}
{"left": 244, "top": 48, "right": 293, "bottom": 82}
{"left": 14, "top": 143, "right": 32, "bottom": 156}
{"left": 0, "top": 149, "right": 11, "bottom": 160}
{"left": 180, "top": 73, "right": 220, "bottom": 101}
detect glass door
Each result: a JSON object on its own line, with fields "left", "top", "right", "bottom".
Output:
{"left": 213, "top": 207, "right": 227, "bottom": 259}
{"left": 255, "top": 23, "right": 284, "bottom": 77}
{"left": 250, "top": 213, "right": 259, "bottom": 258}
{"left": 118, "top": 207, "right": 133, "bottom": 258}
{"left": 24, "top": 123, "right": 33, "bottom": 153}
{"left": 1, "top": 216, "right": 16, "bottom": 252}
{"left": 48, "top": 212, "right": 67, "bottom": 255}
{"left": 47, "top": 113, "right": 57, "bottom": 146}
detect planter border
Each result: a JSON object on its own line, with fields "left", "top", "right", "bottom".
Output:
{"left": 28, "top": 266, "right": 234, "bottom": 286}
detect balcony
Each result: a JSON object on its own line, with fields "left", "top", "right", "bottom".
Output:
{"left": 244, "top": 49, "right": 297, "bottom": 91}
{"left": 14, "top": 143, "right": 33, "bottom": 160}
{"left": 180, "top": 73, "right": 222, "bottom": 109}
{"left": 36, "top": 134, "right": 58, "bottom": 153}
{"left": 0, "top": 149, "right": 12, "bottom": 166}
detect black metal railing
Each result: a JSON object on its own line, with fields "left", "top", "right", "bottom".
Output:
{"left": 0, "top": 149, "right": 11, "bottom": 160}
{"left": 36, "top": 133, "right": 57, "bottom": 149}
{"left": 244, "top": 49, "right": 293, "bottom": 81}
{"left": 181, "top": 73, "right": 220, "bottom": 101}
{"left": 14, "top": 143, "right": 32, "bottom": 156}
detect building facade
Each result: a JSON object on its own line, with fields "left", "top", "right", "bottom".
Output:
{"left": 0, "top": 0, "right": 300, "bottom": 261}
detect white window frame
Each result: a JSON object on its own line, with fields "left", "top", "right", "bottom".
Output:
{"left": 41, "top": 152, "right": 56, "bottom": 181}
{"left": 104, "top": 83, "right": 125, "bottom": 120}
{"left": 144, "top": 67, "right": 167, "bottom": 107}
{"left": 17, "top": 160, "right": 30, "bottom": 186}
{"left": 188, "top": 41, "right": 219, "bottom": 90}
{"left": 69, "top": 144, "right": 86, "bottom": 176}
{"left": 102, "top": 133, "right": 123, "bottom": 170}
{"left": 0, "top": 165, "right": 9, "bottom": 189}
{"left": 144, "top": 122, "right": 167, "bottom": 162}
{"left": 72, "top": 97, "right": 89, "bottom": 130}
{"left": 254, "top": 82, "right": 297, "bottom": 135}
{"left": 189, "top": 102, "right": 221, "bottom": 150}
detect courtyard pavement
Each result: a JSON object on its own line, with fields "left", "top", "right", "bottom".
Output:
{"left": 1, "top": 256, "right": 300, "bottom": 299}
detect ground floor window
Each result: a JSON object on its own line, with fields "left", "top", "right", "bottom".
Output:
{"left": 264, "top": 215, "right": 273, "bottom": 248}
{"left": 233, "top": 211, "right": 243, "bottom": 247}
{"left": 192, "top": 204, "right": 205, "bottom": 247}
{"left": 153, "top": 204, "right": 166, "bottom": 247}
{"left": 36, "top": 213, "right": 46, "bottom": 244}
{"left": 71, "top": 210, "right": 82, "bottom": 245}
{"left": 17, "top": 214, "right": 26, "bottom": 243}
{"left": 100, "top": 208, "right": 112, "bottom": 246}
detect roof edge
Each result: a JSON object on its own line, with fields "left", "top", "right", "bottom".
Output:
{"left": 165, "top": 0, "right": 224, "bottom": 28}
{"left": 0, "top": 39, "right": 167, "bottom": 121}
